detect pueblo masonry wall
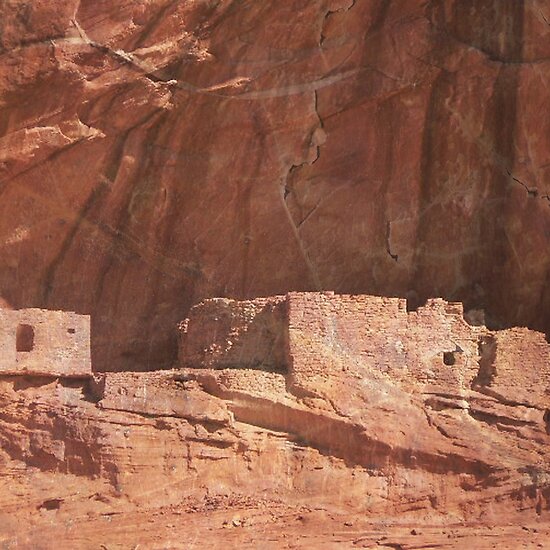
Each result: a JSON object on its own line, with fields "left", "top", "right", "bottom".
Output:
{"left": 0, "top": 308, "right": 91, "bottom": 377}
{"left": 483, "top": 328, "right": 550, "bottom": 409}
{"left": 178, "top": 292, "right": 550, "bottom": 399}
{"left": 179, "top": 296, "right": 287, "bottom": 372}
{"left": 285, "top": 292, "right": 484, "bottom": 395}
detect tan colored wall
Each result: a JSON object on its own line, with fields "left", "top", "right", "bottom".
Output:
{"left": 404, "top": 299, "right": 484, "bottom": 389}
{"left": 285, "top": 293, "right": 484, "bottom": 396}
{"left": 179, "top": 292, "right": 487, "bottom": 396}
{"left": 179, "top": 292, "right": 550, "bottom": 407}
{"left": 179, "top": 296, "right": 287, "bottom": 372}
{"left": 479, "top": 328, "right": 550, "bottom": 409}
{"left": 286, "top": 292, "right": 403, "bottom": 394}
{"left": 0, "top": 308, "right": 91, "bottom": 377}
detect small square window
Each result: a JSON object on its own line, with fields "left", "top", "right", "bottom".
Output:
{"left": 443, "top": 351, "right": 456, "bottom": 366}
{"left": 16, "top": 324, "right": 35, "bottom": 352}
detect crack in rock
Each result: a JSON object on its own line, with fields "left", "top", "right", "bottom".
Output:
{"left": 385, "top": 221, "right": 399, "bottom": 262}
{"left": 279, "top": 88, "right": 328, "bottom": 289}
{"left": 69, "top": 18, "right": 358, "bottom": 101}
{"left": 283, "top": 90, "right": 327, "bottom": 193}
{"left": 540, "top": 10, "right": 550, "bottom": 26}
{"left": 282, "top": 0, "right": 355, "bottom": 201}
{"left": 320, "top": 0, "right": 357, "bottom": 46}
{"left": 507, "top": 170, "right": 550, "bottom": 205}
{"left": 72, "top": 18, "right": 173, "bottom": 87}
{"left": 277, "top": 0, "right": 361, "bottom": 290}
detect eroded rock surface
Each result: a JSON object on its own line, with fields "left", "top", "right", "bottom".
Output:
{"left": 1, "top": 1, "right": 549, "bottom": 371}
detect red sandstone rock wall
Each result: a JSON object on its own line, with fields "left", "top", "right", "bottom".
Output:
{"left": 1, "top": 1, "right": 549, "bottom": 371}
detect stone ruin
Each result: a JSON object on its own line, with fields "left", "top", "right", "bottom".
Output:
{"left": 0, "top": 308, "right": 91, "bottom": 377}
{"left": 0, "top": 293, "right": 548, "bottom": 405}
{"left": 179, "top": 291, "right": 550, "bottom": 406}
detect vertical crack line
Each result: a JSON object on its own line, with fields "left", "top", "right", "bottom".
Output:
{"left": 257, "top": 89, "right": 323, "bottom": 290}
{"left": 279, "top": 90, "right": 326, "bottom": 289}
{"left": 277, "top": 1, "right": 360, "bottom": 289}
{"left": 385, "top": 221, "right": 398, "bottom": 262}
{"left": 310, "top": 90, "right": 324, "bottom": 165}
{"left": 281, "top": 90, "right": 325, "bottom": 201}
{"left": 279, "top": 183, "right": 322, "bottom": 291}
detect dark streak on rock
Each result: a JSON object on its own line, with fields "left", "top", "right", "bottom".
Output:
{"left": 385, "top": 221, "right": 398, "bottom": 262}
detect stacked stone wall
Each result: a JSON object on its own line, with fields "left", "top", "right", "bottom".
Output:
{"left": 179, "top": 296, "right": 287, "bottom": 372}
{"left": 483, "top": 328, "right": 550, "bottom": 408}
{"left": 285, "top": 293, "right": 484, "bottom": 395}
{"left": 0, "top": 308, "right": 91, "bottom": 377}
{"left": 178, "top": 292, "right": 550, "bottom": 403}
{"left": 404, "top": 299, "right": 483, "bottom": 389}
{"left": 285, "top": 292, "right": 409, "bottom": 395}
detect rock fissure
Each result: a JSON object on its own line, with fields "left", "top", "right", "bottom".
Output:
{"left": 507, "top": 170, "right": 549, "bottom": 204}
{"left": 320, "top": 0, "right": 357, "bottom": 46}
{"left": 385, "top": 220, "right": 399, "bottom": 262}
{"left": 71, "top": 18, "right": 169, "bottom": 87}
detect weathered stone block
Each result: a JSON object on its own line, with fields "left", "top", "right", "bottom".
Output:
{"left": 179, "top": 296, "right": 287, "bottom": 372}
{"left": 0, "top": 308, "right": 91, "bottom": 377}
{"left": 178, "top": 291, "right": 487, "bottom": 395}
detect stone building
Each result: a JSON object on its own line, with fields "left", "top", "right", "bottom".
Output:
{"left": 179, "top": 292, "right": 550, "bottom": 403}
{"left": 0, "top": 308, "right": 91, "bottom": 377}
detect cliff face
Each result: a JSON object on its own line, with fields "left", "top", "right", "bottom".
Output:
{"left": 1, "top": 0, "right": 549, "bottom": 371}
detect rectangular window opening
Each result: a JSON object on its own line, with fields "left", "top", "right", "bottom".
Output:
{"left": 16, "top": 324, "right": 35, "bottom": 352}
